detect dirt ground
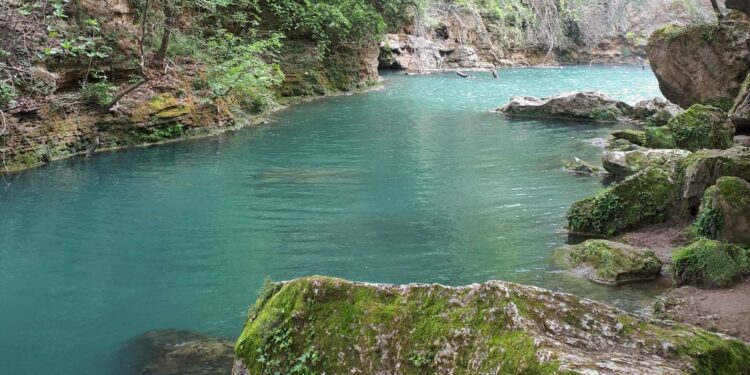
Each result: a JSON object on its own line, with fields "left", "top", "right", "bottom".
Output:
{"left": 655, "top": 281, "right": 750, "bottom": 341}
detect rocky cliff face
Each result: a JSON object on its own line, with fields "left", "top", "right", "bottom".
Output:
{"left": 647, "top": 18, "right": 750, "bottom": 108}
{"left": 233, "top": 276, "right": 750, "bottom": 375}
{"left": 380, "top": 0, "right": 716, "bottom": 71}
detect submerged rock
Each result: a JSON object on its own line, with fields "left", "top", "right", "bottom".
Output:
{"left": 647, "top": 21, "right": 750, "bottom": 108}
{"left": 112, "top": 330, "right": 233, "bottom": 375}
{"left": 567, "top": 168, "right": 677, "bottom": 236}
{"left": 498, "top": 92, "right": 634, "bottom": 123}
{"left": 671, "top": 238, "right": 750, "bottom": 288}
{"left": 603, "top": 148, "right": 690, "bottom": 178}
{"left": 633, "top": 98, "right": 683, "bottom": 127}
{"left": 611, "top": 129, "right": 646, "bottom": 146}
{"left": 564, "top": 157, "right": 605, "bottom": 176}
{"left": 233, "top": 276, "right": 750, "bottom": 375}
{"left": 562, "top": 240, "right": 662, "bottom": 285}
{"left": 693, "top": 176, "right": 750, "bottom": 244}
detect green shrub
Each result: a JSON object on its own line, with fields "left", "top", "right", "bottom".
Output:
{"left": 0, "top": 82, "right": 16, "bottom": 107}
{"left": 81, "top": 82, "right": 116, "bottom": 106}
{"left": 671, "top": 238, "right": 749, "bottom": 288}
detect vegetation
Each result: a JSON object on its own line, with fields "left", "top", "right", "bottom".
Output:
{"left": 667, "top": 104, "right": 733, "bottom": 152}
{"left": 671, "top": 238, "right": 749, "bottom": 288}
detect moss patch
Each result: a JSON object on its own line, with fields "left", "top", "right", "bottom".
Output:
{"left": 567, "top": 240, "right": 662, "bottom": 284}
{"left": 644, "top": 126, "right": 676, "bottom": 149}
{"left": 667, "top": 104, "right": 733, "bottom": 151}
{"left": 612, "top": 129, "right": 646, "bottom": 146}
{"left": 671, "top": 238, "right": 749, "bottom": 288}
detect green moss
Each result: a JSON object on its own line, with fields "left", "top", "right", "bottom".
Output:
{"left": 567, "top": 168, "right": 677, "bottom": 236}
{"left": 671, "top": 238, "right": 749, "bottom": 288}
{"left": 567, "top": 240, "right": 661, "bottom": 284}
{"left": 237, "top": 276, "right": 750, "bottom": 374}
{"left": 667, "top": 104, "right": 732, "bottom": 151}
{"left": 650, "top": 24, "right": 687, "bottom": 41}
{"left": 131, "top": 123, "right": 185, "bottom": 143}
{"left": 644, "top": 126, "right": 676, "bottom": 149}
{"left": 611, "top": 129, "right": 646, "bottom": 146}
{"left": 588, "top": 107, "right": 620, "bottom": 122}
{"left": 701, "top": 98, "right": 734, "bottom": 112}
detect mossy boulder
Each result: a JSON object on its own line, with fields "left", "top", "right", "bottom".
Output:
{"left": 671, "top": 238, "right": 750, "bottom": 288}
{"left": 563, "top": 157, "right": 604, "bottom": 176}
{"left": 679, "top": 147, "right": 750, "bottom": 202}
{"left": 233, "top": 276, "right": 750, "bottom": 375}
{"left": 563, "top": 240, "right": 662, "bottom": 285}
{"left": 692, "top": 177, "right": 750, "bottom": 245}
{"left": 603, "top": 148, "right": 690, "bottom": 179}
{"left": 666, "top": 104, "right": 734, "bottom": 152}
{"left": 567, "top": 168, "right": 677, "bottom": 236}
{"left": 498, "top": 92, "right": 634, "bottom": 123}
{"left": 611, "top": 129, "right": 646, "bottom": 146}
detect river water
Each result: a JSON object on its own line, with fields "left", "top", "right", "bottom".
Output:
{"left": 0, "top": 66, "right": 664, "bottom": 374}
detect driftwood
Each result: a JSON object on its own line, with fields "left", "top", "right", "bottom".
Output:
{"left": 456, "top": 71, "right": 469, "bottom": 78}
{"left": 489, "top": 68, "right": 498, "bottom": 79}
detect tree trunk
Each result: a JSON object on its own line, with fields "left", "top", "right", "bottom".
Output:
{"left": 154, "top": 3, "right": 175, "bottom": 65}
{"left": 711, "top": 0, "right": 724, "bottom": 20}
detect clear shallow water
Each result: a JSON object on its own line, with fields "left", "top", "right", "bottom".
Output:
{"left": 1, "top": 66, "right": 664, "bottom": 374}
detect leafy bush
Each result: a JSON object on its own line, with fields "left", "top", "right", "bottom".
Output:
{"left": 0, "top": 82, "right": 16, "bottom": 107}
{"left": 81, "top": 81, "right": 116, "bottom": 106}
{"left": 203, "top": 31, "right": 285, "bottom": 112}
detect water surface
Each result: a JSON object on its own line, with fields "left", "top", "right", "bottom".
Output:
{"left": 0, "top": 66, "right": 664, "bottom": 374}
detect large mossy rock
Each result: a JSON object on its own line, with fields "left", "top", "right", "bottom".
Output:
{"left": 679, "top": 147, "right": 750, "bottom": 203}
{"left": 567, "top": 168, "right": 677, "bottom": 236}
{"left": 693, "top": 176, "right": 750, "bottom": 245}
{"left": 498, "top": 92, "right": 634, "bottom": 123}
{"left": 603, "top": 148, "right": 690, "bottom": 178}
{"left": 233, "top": 276, "right": 750, "bottom": 375}
{"left": 642, "top": 105, "right": 734, "bottom": 151}
{"left": 667, "top": 104, "right": 734, "bottom": 151}
{"left": 647, "top": 21, "right": 750, "bottom": 108}
{"left": 564, "top": 240, "right": 662, "bottom": 285}
{"left": 671, "top": 238, "right": 750, "bottom": 288}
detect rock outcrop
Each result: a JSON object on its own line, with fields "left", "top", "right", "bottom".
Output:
{"left": 647, "top": 20, "right": 750, "bottom": 108}
{"left": 632, "top": 98, "right": 683, "bottom": 127}
{"left": 693, "top": 176, "right": 750, "bottom": 244}
{"left": 233, "top": 276, "right": 750, "bottom": 375}
{"left": 671, "top": 238, "right": 749, "bottom": 288}
{"left": 112, "top": 330, "right": 234, "bottom": 375}
{"left": 603, "top": 148, "right": 690, "bottom": 178}
{"left": 564, "top": 157, "right": 604, "bottom": 176}
{"left": 640, "top": 104, "right": 734, "bottom": 151}
{"left": 561, "top": 240, "right": 662, "bottom": 285}
{"left": 679, "top": 146, "right": 750, "bottom": 204}
{"left": 498, "top": 92, "right": 634, "bottom": 123}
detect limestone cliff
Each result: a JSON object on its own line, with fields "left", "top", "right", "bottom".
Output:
{"left": 380, "top": 0, "right": 717, "bottom": 71}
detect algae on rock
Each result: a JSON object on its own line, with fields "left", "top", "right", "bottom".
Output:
{"left": 233, "top": 276, "right": 750, "bottom": 375}
{"left": 563, "top": 240, "right": 662, "bottom": 285}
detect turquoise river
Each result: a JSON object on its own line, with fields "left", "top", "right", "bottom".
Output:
{"left": 1, "top": 66, "right": 664, "bottom": 374}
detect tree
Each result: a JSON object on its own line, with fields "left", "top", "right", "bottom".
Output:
{"left": 710, "top": 0, "right": 724, "bottom": 20}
